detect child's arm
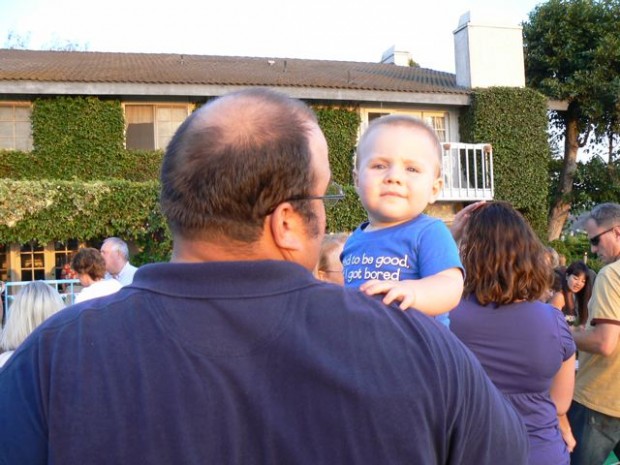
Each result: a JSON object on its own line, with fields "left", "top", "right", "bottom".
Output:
{"left": 359, "top": 267, "right": 463, "bottom": 315}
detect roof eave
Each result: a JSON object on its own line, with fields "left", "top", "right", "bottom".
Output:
{"left": 0, "top": 81, "right": 471, "bottom": 106}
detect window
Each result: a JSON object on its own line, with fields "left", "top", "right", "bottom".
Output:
{"left": 0, "top": 103, "right": 33, "bottom": 151}
{"left": 125, "top": 104, "right": 191, "bottom": 150}
{"left": 362, "top": 109, "right": 449, "bottom": 142}
{"left": 424, "top": 115, "right": 447, "bottom": 142}
{"left": 20, "top": 242, "right": 45, "bottom": 281}
{"left": 54, "top": 240, "right": 80, "bottom": 280}
{"left": 0, "top": 245, "right": 8, "bottom": 282}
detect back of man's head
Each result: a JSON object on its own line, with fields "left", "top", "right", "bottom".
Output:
{"left": 160, "top": 88, "right": 319, "bottom": 243}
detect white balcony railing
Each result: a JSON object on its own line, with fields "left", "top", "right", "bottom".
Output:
{"left": 439, "top": 142, "right": 494, "bottom": 201}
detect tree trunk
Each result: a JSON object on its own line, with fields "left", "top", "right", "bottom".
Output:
{"left": 548, "top": 104, "right": 581, "bottom": 241}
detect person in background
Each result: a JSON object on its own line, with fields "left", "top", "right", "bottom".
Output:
{"left": 0, "top": 281, "right": 65, "bottom": 367}
{"left": 315, "top": 232, "right": 348, "bottom": 285}
{"left": 100, "top": 237, "right": 137, "bottom": 286}
{"left": 341, "top": 115, "right": 463, "bottom": 327}
{"left": 451, "top": 201, "right": 576, "bottom": 465}
{"left": 569, "top": 202, "right": 620, "bottom": 465}
{"left": 0, "top": 88, "right": 528, "bottom": 464}
{"left": 71, "top": 247, "right": 122, "bottom": 303}
{"left": 548, "top": 260, "right": 593, "bottom": 327}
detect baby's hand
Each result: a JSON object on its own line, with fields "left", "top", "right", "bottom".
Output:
{"left": 359, "top": 280, "right": 416, "bottom": 311}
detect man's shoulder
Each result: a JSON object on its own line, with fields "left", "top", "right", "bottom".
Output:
{"left": 310, "top": 284, "right": 470, "bottom": 359}
{"left": 598, "top": 259, "right": 620, "bottom": 279}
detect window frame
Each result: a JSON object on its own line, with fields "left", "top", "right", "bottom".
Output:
{"left": 360, "top": 107, "right": 451, "bottom": 142}
{"left": 123, "top": 102, "right": 193, "bottom": 150}
{"left": 0, "top": 102, "right": 33, "bottom": 151}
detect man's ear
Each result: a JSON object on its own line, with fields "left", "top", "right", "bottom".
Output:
{"left": 428, "top": 176, "right": 444, "bottom": 205}
{"left": 269, "top": 202, "right": 305, "bottom": 252}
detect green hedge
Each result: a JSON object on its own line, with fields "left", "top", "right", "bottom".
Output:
{"left": 459, "top": 87, "right": 550, "bottom": 237}
{"left": 0, "top": 149, "right": 163, "bottom": 181}
{"left": 315, "top": 106, "right": 360, "bottom": 186}
{"left": 326, "top": 185, "right": 366, "bottom": 233}
{"left": 0, "top": 179, "right": 170, "bottom": 264}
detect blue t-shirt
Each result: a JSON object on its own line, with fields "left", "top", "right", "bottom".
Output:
{"left": 342, "top": 214, "right": 463, "bottom": 327}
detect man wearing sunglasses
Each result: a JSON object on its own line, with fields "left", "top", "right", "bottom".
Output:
{"left": 0, "top": 88, "right": 527, "bottom": 464}
{"left": 569, "top": 202, "right": 620, "bottom": 465}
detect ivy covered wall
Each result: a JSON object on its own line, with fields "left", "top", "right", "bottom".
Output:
{"left": 459, "top": 87, "right": 550, "bottom": 237}
{"left": 0, "top": 97, "right": 365, "bottom": 263}
{"left": 0, "top": 90, "right": 551, "bottom": 265}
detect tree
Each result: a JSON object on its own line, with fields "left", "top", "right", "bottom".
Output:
{"left": 3, "top": 31, "right": 88, "bottom": 51}
{"left": 523, "top": 0, "right": 620, "bottom": 240}
{"left": 4, "top": 31, "right": 31, "bottom": 49}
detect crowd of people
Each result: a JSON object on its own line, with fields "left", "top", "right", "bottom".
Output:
{"left": 0, "top": 88, "right": 618, "bottom": 465}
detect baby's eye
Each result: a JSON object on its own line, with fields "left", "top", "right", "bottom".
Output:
{"left": 370, "top": 162, "right": 386, "bottom": 169}
{"left": 406, "top": 166, "right": 419, "bottom": 173}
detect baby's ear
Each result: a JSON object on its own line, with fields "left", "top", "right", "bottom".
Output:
{"left": 428, "top": 176, "right": 444, "bottom": 204}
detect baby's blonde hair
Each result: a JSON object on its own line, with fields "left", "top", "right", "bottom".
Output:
{"left": 354, "top": 115, "right": 443, "bottom": 176}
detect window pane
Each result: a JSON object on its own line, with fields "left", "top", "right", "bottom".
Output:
{"left": 14, "top": 136, "right": 33, "bottom": 151}
{"left": 15, "top": 121, "right": 31, "bottom": 137}
{"left": 0, "top": 104, "right": 33, "bottom": 151}
{"left": 0, "top": 244, "right": 8, "bottom": 282}
{"left": 14, "top": 107, "right": 31, "bottom": 121}
{"left": 127, "top": 123, "right": 155, "bottom": 150}
{"left": 171, "top": 107, "right": 188, "bottom": 122}
{"left": 156, "top": 106, "right": 187, "bottom": 150}
{"left": 0, "top": 124, "right": 12, "bottom": 138}
{"left": 126, "top": 105, "right": 155, "bottom": 150}
{"left": 54, "top": 239, "right": 80, "bottom": 280}
{"left": 126, "top": 105, "right": 154, "bottom": 124}
{"left": 157, "top": 107, "right": 172, "bottom": 122}
{"left": 0, "top": 107, "right": 13, "bottom": 121}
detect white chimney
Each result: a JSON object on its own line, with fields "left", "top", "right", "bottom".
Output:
{"left": 453, "top": 11, "right": 525, "bottom": 88}
{"left": 381, "top": 45, "right": 412, "bottom": 67}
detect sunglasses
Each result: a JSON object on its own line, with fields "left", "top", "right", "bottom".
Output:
{"left": 589, "top": 226, "right": 616, "bottom": 246}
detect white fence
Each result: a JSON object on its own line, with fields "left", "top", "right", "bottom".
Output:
{"left": 440, "top": 143, "right": 494, "bottom": 201}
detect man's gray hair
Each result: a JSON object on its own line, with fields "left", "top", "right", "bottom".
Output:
{"left": 103, "top": 237, "right": 129, "bottom": 260}
{"left": 588, "top": 203, "right": 620, "bottom": 228}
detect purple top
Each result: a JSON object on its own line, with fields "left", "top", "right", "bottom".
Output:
{"left": 451, "top": 297, "right": 576, "bottom": 465}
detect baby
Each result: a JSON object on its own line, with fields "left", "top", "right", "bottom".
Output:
{"left": 341, "top": 115, "right": 463, "bottom": 326}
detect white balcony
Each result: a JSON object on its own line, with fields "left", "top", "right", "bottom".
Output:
{"left": 439, "top": 142, "right": 494, "bottom": 201}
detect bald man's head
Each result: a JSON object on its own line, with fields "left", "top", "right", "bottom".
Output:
{"left": 160, "top": 88, "right": 321, "bottom": 243}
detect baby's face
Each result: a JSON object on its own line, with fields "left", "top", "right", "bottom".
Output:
{"left": 355, "top": 125, "right": 443, "bottom": 229}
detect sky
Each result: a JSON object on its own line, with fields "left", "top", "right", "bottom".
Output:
{"left": 0, "top": 0, "right": 544, "bottom": 73}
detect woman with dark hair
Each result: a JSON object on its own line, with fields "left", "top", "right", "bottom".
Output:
{"left": 549, "top": 260, "right": 594, "bottom": 326}
{"left": 451, "top": 201, "right": 576, "bottom": 465}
